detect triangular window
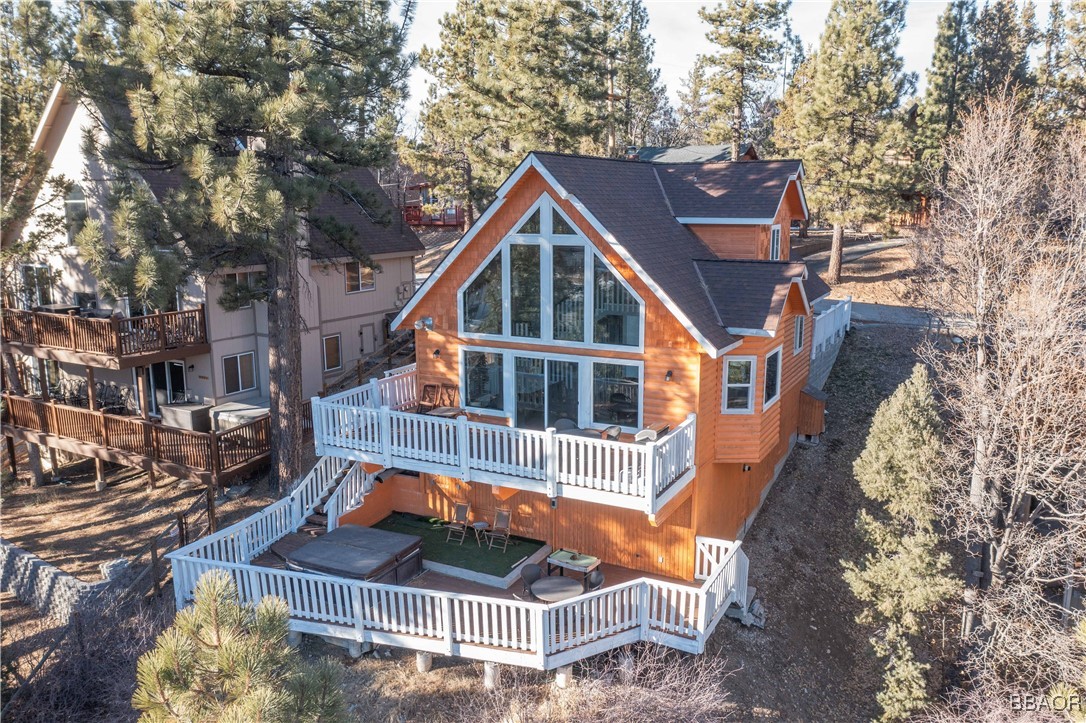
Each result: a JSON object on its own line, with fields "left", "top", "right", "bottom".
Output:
{"left": 552, "top": 209, "right": 575, "bottom": 235}
{"left": 516, "top": 209, "right": 541, "bottom": 235}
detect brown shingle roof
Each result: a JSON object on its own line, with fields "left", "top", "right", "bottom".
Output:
{"left": 656, "top": 160, "right": 804, "bottom": 220}
{"left": 693, "top": 259, "right": 809, "bottom": 333}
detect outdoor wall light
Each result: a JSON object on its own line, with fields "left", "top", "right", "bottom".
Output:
{"left": 414, "top": 316, "right": 434, "bottom": 332}
{"left": 432, "top": 349, "right": 440, "bottom": 358}
{"left": 742, "top": 464, "right": 752, "bottom": 472}
{"left": 664, "top": 370, "right": 673, "bottom": 382}
{"left": 187, "top": 364, "right": 195, "bottom": 371}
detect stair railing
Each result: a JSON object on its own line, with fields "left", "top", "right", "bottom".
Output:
{"left": 324, "top": 463, "right": 371, "bottom": 533}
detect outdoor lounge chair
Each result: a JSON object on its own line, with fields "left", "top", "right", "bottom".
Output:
{"left": 415, "top": 384, "right": 439, "bottom": 414}
{"left": 586, "top": 569, "right": 605, "bottom": 592}
{"left": 445, "top": 502, "right": 470, "bottom": 545}
{"left": 486, "top": 508, "right": 512, "bottom": 552}
{"left": 553, "top": 417, "right": 578, "bottom": 432}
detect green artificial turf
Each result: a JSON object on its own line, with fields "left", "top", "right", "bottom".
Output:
{"left": 372, "top": 512, "right": 544, "bottom": 577}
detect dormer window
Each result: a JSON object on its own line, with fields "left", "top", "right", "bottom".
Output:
{"left": 458, "top": 195, "right": 643, "bottom": 351}
{"left": 65, "top": 186, "right": 87, "bottom": 244}
{"left": 769, "top": 225, "right": 782, "bottom": 260}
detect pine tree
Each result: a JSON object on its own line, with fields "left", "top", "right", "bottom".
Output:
{"left": 408, "top": 0, "right": 607, "bottom": 222}
{"left": 917, "top": 1, "right": 976, "bottom": 172}
{"left": 973, "top": 0, "right": 1033, "bottom": 96}
{"left": 72, "top": 0, "right": 410, "bottom": 493}
{"left": 132, "top": 571, "right": 345, "bottom": 721}
{"left": 843, "top": 365, "right": 957, "bottom": 722}
{"left": 698, "top": 0, "right": 790, "bottom": 160}
{"left": 1058, "top": 0, "right": 1086, "bottom": 122}
{"left": 675, "top": 56, "right": 714, "bottom": 145}
{"left": 779, "top": 0, "right": 913, "bottom": 284}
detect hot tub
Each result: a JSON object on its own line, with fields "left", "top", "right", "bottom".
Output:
{"left": 284, "top": 524, "right": 423, "bottom": 585}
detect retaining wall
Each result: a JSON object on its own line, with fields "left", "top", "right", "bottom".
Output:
{"left": 0, "top": 538, "right": 108, "bottom": 623}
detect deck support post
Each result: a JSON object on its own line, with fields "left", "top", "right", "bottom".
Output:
{"left": 555, "top": 665, "right": 574, "bottom": 689}
{"left": 94, "top": 459, "right": 106, "bottom": 492}
{"left": 36, "top": 358, "right": 59, "bottom": 476}
{"left": 415, "top": 651, "right": 433, "bottom": 673}
{"left": 287, "top": 631, "right": 302, "bottom": 647}
{"left": 483, "top": 661, "right": 500, "bottom": 690}
{"left": 346, "top": 641, "right": 367, "bottom": 659}
{"left": 5, "top": 436, "right": 16, "bottom": 478}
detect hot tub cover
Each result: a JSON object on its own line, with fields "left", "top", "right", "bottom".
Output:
{"left": 284, "top": 524, "right": 422, "bottom": 580}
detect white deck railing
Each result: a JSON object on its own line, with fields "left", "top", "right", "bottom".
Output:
{"left": 166, "top": 471, "right": 748, "bottom": 669}
{"left": 812, "top": 296, "right": 852, "bottom": 360}
{"left": 325, "top": 463, "right": 372, "bottom": 533}
{"left": 311, "top": 369, "right": 697, "bottom": 516}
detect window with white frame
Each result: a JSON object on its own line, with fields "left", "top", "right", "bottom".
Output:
{"left": 322, "top": 334, "right": 342, "bottom": 372}
{"left": 769, "top": 225, "right": 782, "bottom": 261}
{"left": 461, "top": 346, "right": 643, "bottom": 431}
{"left": 764, "top": 347, "right": 782, "bottom": 407}
{"left": 221, "top": 271, "right": 265, "bottom": 309}
{"left": 345, "top": 261, "right": 376, "bottom": 293}
{"left": 222, "top": 352, "right": 256, "bottom": 395}
{"left": 793, "top": 315, "right": 805, "bottom": 355}
{"left": 722, "top": 357, "right": 756, "bottom": 413}
{"left": 458, "top": 195, "right": 643, "bottom": 350}
{"left": 65, "top": 186, "right": 87, "bottom": 245}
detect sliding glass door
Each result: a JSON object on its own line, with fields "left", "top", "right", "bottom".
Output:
{"left": 514, "top": 357, "right": 580, "bottom": 430}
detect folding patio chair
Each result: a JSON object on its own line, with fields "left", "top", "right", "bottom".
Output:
{"left": 415, "top": 384, "right": 439, "bottom": 414}
{"left": 485, "top": 508, "right": 512, "bottom": 553}
{"left": 445, "top": 502, "right": 470, "bottom": 545}
{"left": 438, "top": 383, "right": 460, "bottom": 408}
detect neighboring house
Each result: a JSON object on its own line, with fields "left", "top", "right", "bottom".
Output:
{"left": 170, "top": 150, "right": 853, "bottom": 673}
{"left": 1, "top": 85, "right": 422, "bottom": 486}
{"left": 632, "top": 143, "right": 760, "bottom": 163}
{"left": 309, "top": 151, "right": 851, "bottom": 578}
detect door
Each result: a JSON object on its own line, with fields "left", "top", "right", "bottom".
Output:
{"left": 514, "top": 357, "right": 579, "bottom": 430}
{"left": 142, "top": 361, "right": 187, "bottom": 415}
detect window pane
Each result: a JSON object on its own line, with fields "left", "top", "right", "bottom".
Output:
{"left": 239, "top": 354, "right": 255, "bottom": 390}
{"left": 359, "top": 266, "right": 375, "bottom": 290}
{"left": 510, "top": 244, "right": 541, "bottom": 338}
{"left": 514, "top": 357, "right": 544, "bottom": 429}
{"left": 516, "top": 208, "right": 540, "bottom": 234}
{"left": 764, "top": 351, "right": 780, "bottom": 403}
{"left": 463, "top": 254, "right": 503, "bottom": 334}
{"left": 794, "top": 317, "right": 804, "bottom": 353}
{"left": 593, "top": 362, "right": 639, "bottom": 426}
{"left": 552, "top": 208, "right": 575, "bottom": 235}
{"left": 592, "top": 256, "right": 639, "bottom": 346}
{"left": 726, "top": 386, "right": 751, "bottom": 410}
{"left": 547, "top": 360, "right": 579, "bottom": 428}
{"left": 65, "top": 186, "right": 87, "bottom": 243}
{"left": 324, "top": 336, "right": 341, "bottom": 370}
{"left": 552, "top": 246, "right": 585, "bottom": 341}
{"left": 465, "top": 351, "right": 504, "bottom": 410}
{"left": 727, "top": 359, "right": 751, "bottom": 385}
{"left": 346, "top": 262, "right": 360, "bottom": 293}
{"left": 224, "top": 357, "right": 241, "bottom": 394}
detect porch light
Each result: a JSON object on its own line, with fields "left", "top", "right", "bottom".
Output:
{"left": 432, "top": 349, "right": 440, "bottom": 358}
{"left": 664, "top": 370, "right": 673, "bottom": 382}
{"left": 414, "top": 316, "right": 434, "bottom": 332}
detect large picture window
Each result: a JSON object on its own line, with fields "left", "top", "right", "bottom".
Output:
{"left": 764, "top": 348, "right": 782, "bottom": 407}
{"left": 592, "top": 362, "right": 640, "bottom": 426}
{"left": 458, "top": 196, "right": 642, "bottom": 350}
{"left": 722, "top": 357, "right": 756, "bottom": 413}
{"left": 464, "top": 351, "right": 504, "bottom": 411}
{"left": 463, "top": 255, "right": 503, "bottom": 334}
{"left": 222, "top": 352, "right": 256, "bottom": 395}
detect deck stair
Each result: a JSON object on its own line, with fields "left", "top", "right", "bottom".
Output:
{"left": 725, "top": 584, "right": 766, "bottom": 628}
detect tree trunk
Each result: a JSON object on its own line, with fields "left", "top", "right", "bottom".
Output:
{"left": 799, "top": 219, "right": 809, "bottom": 239}
{"left": 2, "top": 351, "right": 45, "bottom": 485}
{"left": 827, "top": 223, "right": 845, "bottom": 284}
{"left": 463, "top": 160, "right": 475, "bottom": 230}
{"left": 266, "top": 218, "right": 304, "bottom": 496}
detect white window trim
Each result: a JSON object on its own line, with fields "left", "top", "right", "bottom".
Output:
{"left": 459, "top": 345, "right": 645, "bottom": 433}
{"left": 793, "top": 315, "right": 805, "bottom": 356}
{"left": 769, "top": 225, "right": 782, "bottom": 261}
{"left": 763, "top": 346, "right": 783, "bottom": 409}
{"left": 721, "top": 355, "right": 758, "bottom": 415}
{"left": 222, "top": 271, "right": 256, "bottom": 309}
{"left": 345, "top": 261, "right": 376, "bottom": 294}
{"left": 322, "top": 334, "right": 343, "bottom": 372}
{"left": 222, "top": 351, "right": 257, "bottom": 396}
{"left": 456, "top": 193, "right": 646, "bottom": 353}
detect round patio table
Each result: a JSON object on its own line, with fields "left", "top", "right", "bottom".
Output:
{"left": 531, "top": 576, "right": 584, "bottom": 603}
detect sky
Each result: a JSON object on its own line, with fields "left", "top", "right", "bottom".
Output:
{"left": 397, "top": 0, "right": 1051, "bottom": 135}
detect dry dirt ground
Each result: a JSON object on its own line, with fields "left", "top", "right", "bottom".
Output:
{"left": 829, "top": 243, "right": 916, "bottom": 308}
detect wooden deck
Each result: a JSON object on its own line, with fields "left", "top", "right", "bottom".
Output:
{"left": 1, "top": 307, "right": 209, "bottom": 369}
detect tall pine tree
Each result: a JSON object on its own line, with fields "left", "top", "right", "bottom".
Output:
{"left": 776, "top": 0, "right": 913, "bottom": 284}
{"left": 73, "top": 0, "right": 411, "bottom": 493}
{"left": 698, "top": 0, "right": 790, "bottom": 160}
{"left": 917, "top": 1, "right": 976, "bottom": 173}
{"left": 972, "top": 0, "right": 1034, "bottom": 96}
{"left": 1058, "top": 0, "right": 1086, "bottom": 122}
{"left": 675, "top": 56, "right": 713, "bottom": 145}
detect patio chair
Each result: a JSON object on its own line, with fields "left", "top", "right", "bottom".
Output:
{"left": 445, "top": 502, "right": 470, "bottom": 545}
{"left": 520, "top": 563, "right": 542, "bottom": 599}
{"left": 600, "top": 425, "right": 621, "bottom": 440}
{"left": 485, "top": 508, "right": 513, "bottom": 553}
{"left": 438, "top": 383, "right": 460, "bottom": 408}
{"left": 415, "top": 384, "right": 439, "bottom": 414}
{"left": 586, "top": 569, "right": 605, "bottom": 592}
{"left": 552, "top": 417, "right": 578, "bottom": 432}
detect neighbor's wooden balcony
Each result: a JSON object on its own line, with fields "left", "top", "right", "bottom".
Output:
{"left": 310, "top": 367, "right": 697, "bottom": 521}
{"left": 1, "top": 392, "right": 269, "bottom": 486}
{"left": 1, "top": 306, "right": 210, "bottom": 369}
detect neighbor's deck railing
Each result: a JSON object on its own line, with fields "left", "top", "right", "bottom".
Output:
{"left": 1, "top": 306, "right": 208, "bottom": 360}
{"left": 311, "top": 369, "right": 697, "bottom": 515}
{"left": 166, "top": 464, "right": 748, "bottom": 669}
{"left": 2, "top": 392, "right": 269, "bottom": 484}
{"left": 811, "top": 296, "right": 852, "bottom": 360}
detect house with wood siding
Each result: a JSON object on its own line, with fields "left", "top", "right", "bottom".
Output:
{"left": 309, "top": 151, "right": 850, "bottom": 580}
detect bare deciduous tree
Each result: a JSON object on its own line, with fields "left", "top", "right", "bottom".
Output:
{"left": 913, "top": 96, "right": 1086, "bottom": 692}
